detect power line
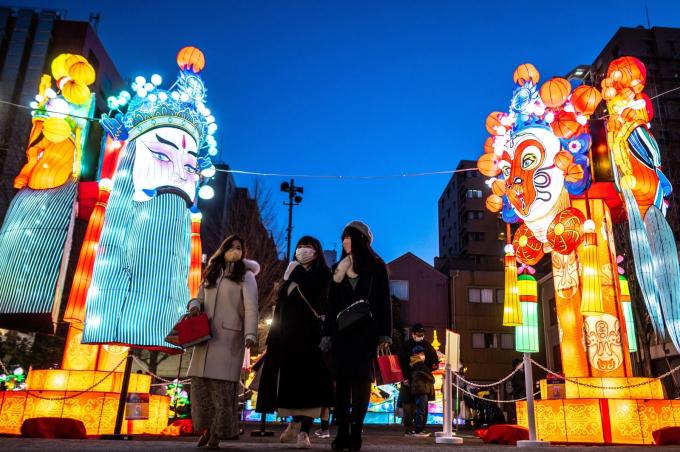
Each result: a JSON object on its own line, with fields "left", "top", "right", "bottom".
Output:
{"left": 218, "top": 167, "right": 477, "bottom": 180}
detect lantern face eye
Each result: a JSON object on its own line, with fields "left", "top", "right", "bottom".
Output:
{"left": 499, "top": 161, "right": 511, "bottom": 179}
{"left": 521, "top": 146, "right": 540, "bottom": 170}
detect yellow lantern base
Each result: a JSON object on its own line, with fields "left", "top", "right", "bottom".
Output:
{"left": 0, "top": 368, "right": 169, "bottom": 435}
{"left": 517, "top": 398, "right": 680, "bottom": 444}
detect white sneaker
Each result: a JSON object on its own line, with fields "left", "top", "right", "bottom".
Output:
{"left": 314, "top": 428, "right": 330, "bottom": 438}
{"left": 413, "top": 430, "right": 431, "bottom": 437}
{"left": 296, "top": 432, "right": 312, "bottom": 449}
{"left": 280, "top": 422, "right": 301, "bottom": 443}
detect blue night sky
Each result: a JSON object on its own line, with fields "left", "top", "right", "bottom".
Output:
{"left": 18, "top": 0, "right": 680, "bottom": 264}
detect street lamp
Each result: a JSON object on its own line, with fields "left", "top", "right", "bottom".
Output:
{"left": 280, "top": 179, "right": 303, "bottom": 261}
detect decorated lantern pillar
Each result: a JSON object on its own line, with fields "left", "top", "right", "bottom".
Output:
{"left": 476, "top": 59, "right": 679, "bottom": 444}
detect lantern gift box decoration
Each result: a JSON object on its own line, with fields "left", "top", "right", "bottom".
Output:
{"left": 476, "top": 58, "right": 680, "bottom": 443}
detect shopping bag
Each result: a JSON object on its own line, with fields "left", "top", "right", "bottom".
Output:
{"left": 167, "top": 313, "right": 212, "bottom": 348}
{"left": 374, "top": 347, "right": 403, "bottom": 386}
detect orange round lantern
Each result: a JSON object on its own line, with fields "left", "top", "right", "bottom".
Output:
{"left": 608, "top": 56, "right": 646, "bottom": 90}
{"left": 513, "top": 64, "right": 540, "bottom": 86}
{"left": 477, "top": 153, "right": 500, "bottom": 177}
{"left": 486, "top": 194, "right": 503, "bottom": 213}
{"left": 61, "top": 79, "right": 90, "bottom": 105}
{"left": 512, "top": 224, "right": 544, "bottom": 265}
{"left": 570, "top": 85, "right": 602, "bottom": 116}
{"left": 177, "top": 46, "right": 205, "bottom": 73}
{"left": 602, "top": 86, "right": 617, "bottom": 100}
{"left": 485, "top": 111, "right": 506, "bottom": 136}
{"left": 68, "top": 61, "right": 96, "bottom": 85}
{"left": 554, "top": 150, "right": 574, "bottom": 171}
{"left": 540, "top": 78, "right": 571, "bottom": 108}
{"left": 551, "top": 110, "right": 580, "bottom": 139}
{"left": 546, "top": 207, "right": 586, "bottom": 255}
{"left": 51, "top": 53, "right": 72, "bottom": 80}
{"left": 484, "top": 136, "right": 495, "bottom": 154}
{"left": 491, "top": 179, "right": 506, "bottom": 197}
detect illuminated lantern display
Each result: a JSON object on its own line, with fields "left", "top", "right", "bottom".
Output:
{"left": 0, "top": 54, "right": 173, "bottom": 435}
{"left": 0, "top": 54, "right": 95, "bottom": 332}
{"left": 80, "top": 47, "right": 216, "bottom": 349}
{"left": 516, "top": 273, "right": 538, "bottom": 353}
{"left": 478, "top": 59, "right": 680, "bottom": 443}
{"left": 618, "top": 275, "right": 637, "bottom": 353}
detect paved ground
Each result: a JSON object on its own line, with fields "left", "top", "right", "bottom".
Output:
{"left": 0, "top": 425, "right": 676, "bottom": 451}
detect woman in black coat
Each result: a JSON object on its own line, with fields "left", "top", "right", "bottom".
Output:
{"left": 321, "top": 221, "right": 392, "bottom": 451}
{"left": 256, "top": 236, "right": 334, "bottom": 449}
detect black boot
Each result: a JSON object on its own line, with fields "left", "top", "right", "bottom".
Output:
{"left": 349, "top": 422, "right": 362, "bottom": 451}
{"left": 332, "top": 422, "right": 350, "bottom": 451}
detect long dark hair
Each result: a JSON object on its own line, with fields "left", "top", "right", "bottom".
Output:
{"left": 202, "top": 234, "right": 247, "bottom": 287}
{"left": 295, "top": 235, "right": 329, "bottom": 273}
{"left": 340, "top": 226, "right": 383, "bottom": 275}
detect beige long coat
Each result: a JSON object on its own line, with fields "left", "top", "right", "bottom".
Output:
{"left": 187, "top": 260, "right": 259, "bottom": 382}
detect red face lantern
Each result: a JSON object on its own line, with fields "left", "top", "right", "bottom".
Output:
{"left": 546, "top": 207, "right": 586, "bottom": 255}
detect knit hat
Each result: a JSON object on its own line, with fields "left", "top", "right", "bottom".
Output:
{"left": 344, "top": 220, "right": 373, "bottom": 244}
{"left": 412, "top": 323, "right": 425, "bottom": 334}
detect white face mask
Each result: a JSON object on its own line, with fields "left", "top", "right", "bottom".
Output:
{"left": 224, "top": 249, "right": 242, "bottom": 263}
{"left": 413, "top": 335, "right": 425, "bottom": 343}
{"left": 295, "top": 247, "right": 317, "bottom": 264}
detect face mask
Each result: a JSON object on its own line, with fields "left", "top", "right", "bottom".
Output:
{"left": 413, "top": 335, "right": 425, "bottom": 342}
{"left": 224, "top": 249, "right": 242, "bottom": 263}
{"left": 295, "top": 247, "right": 316, "bottom": 264}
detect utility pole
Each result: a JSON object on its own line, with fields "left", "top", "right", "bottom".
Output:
{"left": 280, "top": 179, "right": 303, "bottom": 261}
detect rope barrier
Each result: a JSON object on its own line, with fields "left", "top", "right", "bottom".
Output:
{"left": 451, "top": 380, "right": 539, "bottom": 404}
{"left": 454, "top": 362, "right": 524, "bottom": 389}
{"left": 130, "top": 355, "right": 190, "bottom": 385}
{"left": 530, "top": 358, "right": 680, "bottom": 390}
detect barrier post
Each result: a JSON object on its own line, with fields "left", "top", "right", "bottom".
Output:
{"left": 516, "top": 353, "right": 549, "bottom": 448}
{"left": 435, "top": 363, "right": 463, "bottom": 444}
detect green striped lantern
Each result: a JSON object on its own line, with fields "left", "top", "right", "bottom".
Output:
{"left": 619, "top": 275, "right": 637, "bottom": 352}
{"left": 515, "top": 274, "right": 539, "bottom": 353}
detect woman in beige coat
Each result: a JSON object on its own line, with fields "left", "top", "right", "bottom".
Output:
{"left": 187, "top": 234, "right": 259, "bottom": 449}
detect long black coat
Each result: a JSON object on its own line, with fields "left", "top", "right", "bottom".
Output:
{"left": 322, "top": 260, "right": 392, "bottom": 379}
{"left": 256, "top": 264, "right": 334, "bottom": 413}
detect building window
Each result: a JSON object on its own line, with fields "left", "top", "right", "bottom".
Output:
{"left": 501, "top": 333, "right": 514, "bottom": 350}
{"left": 466, "top": 189, "right": 483, "bottom": 199}
{"left": 467, "top": 232, "right": 485, "bottom": 242}
{"left": 468, "top": 288, "right": 494, "bottom": 304}
{"left": 496, "top": 289, "right": 504, "bottom": 304}
{"left": 390, "top": 280, "right": 409, "bottom": 300}
{"left": 467, "top": 210, "right": 484, "bottom": 220}
{"left": 472, "top": 333, "right": 498, "bottom": 349}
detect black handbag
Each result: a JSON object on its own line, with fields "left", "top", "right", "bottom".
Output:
{"left": 336, "top": 277, "right": 373, "bottom": 332}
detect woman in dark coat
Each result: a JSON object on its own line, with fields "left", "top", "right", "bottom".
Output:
{"left": 256, "top": 236, "right": 334, "bottom": 449}
{"left": 321, "top": 221, "right": 392, "bottom": 451}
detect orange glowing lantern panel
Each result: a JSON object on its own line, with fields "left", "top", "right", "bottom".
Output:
{"left": 513, "top": 63, "right": 540, "bottom": 86}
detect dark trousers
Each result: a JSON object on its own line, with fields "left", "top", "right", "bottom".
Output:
{"left": 334, "top": 377, "right": 372, "bottom": 428}
{"left": 403, "top": 394, "right": 429, "bottom": 433}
